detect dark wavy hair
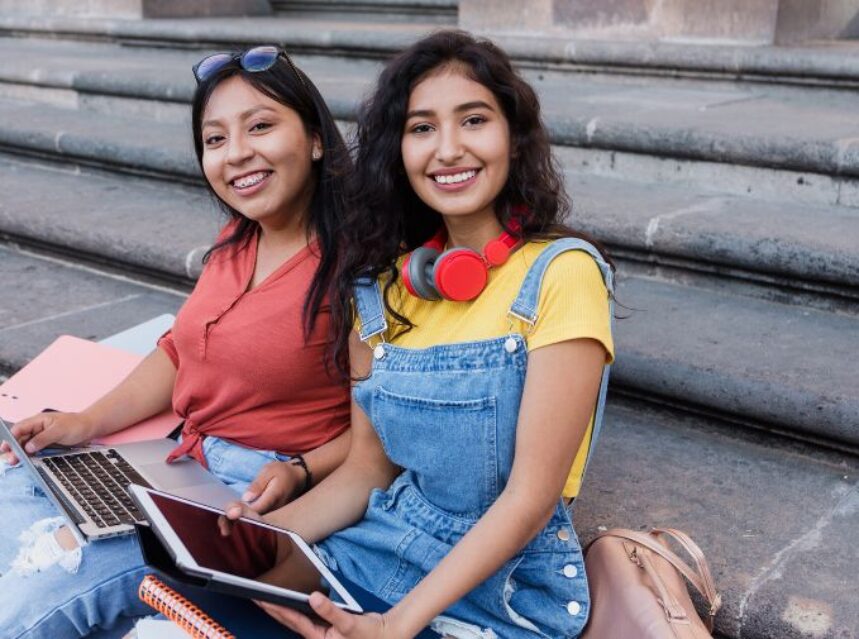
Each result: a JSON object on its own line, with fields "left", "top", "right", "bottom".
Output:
{"left": 329, "top": 30, "right": 612, "bottom": 377}
{"left": 191, "top": 52, "right": 352, "bottom": 339}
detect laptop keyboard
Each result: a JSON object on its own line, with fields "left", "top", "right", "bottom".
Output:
{"left": 42, "top": 450, "right": 153, "bottom": 528}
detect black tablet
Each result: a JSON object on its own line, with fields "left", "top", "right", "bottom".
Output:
{"left": 129, "top": 484, "right": 363, "bottom": 614}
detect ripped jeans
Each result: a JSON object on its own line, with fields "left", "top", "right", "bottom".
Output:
{"left": 0, "top": 436, "right": 287, "bottom": 639}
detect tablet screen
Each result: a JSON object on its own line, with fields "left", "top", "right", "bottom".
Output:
{"left": 148, "top": 491, "right": 338, "bottom": 601}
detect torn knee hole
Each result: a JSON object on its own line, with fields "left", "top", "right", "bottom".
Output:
{"left": 11, "top": 517, "right": 83, "bottom": 577}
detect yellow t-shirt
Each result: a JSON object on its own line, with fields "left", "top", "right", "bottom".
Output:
{"left": 360, "top": 241, "right": 614, "bottom": 498}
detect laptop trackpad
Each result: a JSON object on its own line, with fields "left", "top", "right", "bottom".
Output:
{"left": 138, "top": 461, "right": 237, "bottom": 509}
{"left": 139, "top": 461, "right": 214, "bottom": 490}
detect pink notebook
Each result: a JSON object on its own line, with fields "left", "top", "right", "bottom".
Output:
{"left": 0, "top": 335, "right": 180, "bottom": 445}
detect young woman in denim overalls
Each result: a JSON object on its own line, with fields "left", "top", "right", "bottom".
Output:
{"left": 243, "top": 31, "right": 615, "bottom": 639}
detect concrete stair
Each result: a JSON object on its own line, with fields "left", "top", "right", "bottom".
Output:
{"left": 1, "top": 10, "right": 858, "bottom": 639}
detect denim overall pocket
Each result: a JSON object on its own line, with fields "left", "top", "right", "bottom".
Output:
{"left": 372, "top": 386, "right": 498, "bottom": 515}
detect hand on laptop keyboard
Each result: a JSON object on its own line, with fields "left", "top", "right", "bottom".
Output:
{"left": 2, "top": 411, "right": 97, "bottom": 463}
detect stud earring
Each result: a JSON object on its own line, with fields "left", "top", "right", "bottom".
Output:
{"left": 312, "top": 149, "right": 322, "bottom": 161}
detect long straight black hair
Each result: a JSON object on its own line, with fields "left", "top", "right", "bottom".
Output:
{"left": 191, "top": 52, "right": 352, "bottom": 339}
{"left": 328, "top": 30, "right": 611, "bottom": 377}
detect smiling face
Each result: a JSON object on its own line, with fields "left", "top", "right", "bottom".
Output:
{"left": 200, "top": 75, "right": 321, "bottom": 229}
{"left": 401, "top": 65, "right": 511, "bottom": 227}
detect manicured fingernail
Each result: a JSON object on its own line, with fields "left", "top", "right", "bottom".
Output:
{"left": 241, "top": 492, "right": 255, "bottom": 502}
{"left": 24, "top": 443, "right": 34, "bottom": 453}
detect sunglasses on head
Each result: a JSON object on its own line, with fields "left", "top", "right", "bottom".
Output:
{"left": 192, "top": 45, "right": 307, "bottom": 90}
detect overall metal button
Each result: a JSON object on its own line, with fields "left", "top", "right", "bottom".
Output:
{"left": 566, "top": 601, "right": 582, "bottom": 615}
{"left": 557, "top": 528, "right": 571, "bottom": 542}
{"left": 504, "top": 337, "right": 518, "bottom": 353}
{"left": 563, "top": 564, "right": 578, "bottom": 578}
{"left": 373, "top": 344, "right": 386, "bottom": 360}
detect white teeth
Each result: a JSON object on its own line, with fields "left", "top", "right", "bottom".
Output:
{"left": 232, "top": 172, "right": 269, "bottom": 188}
{"left": 434, "top": 170, "right": 477, "bottom": 185}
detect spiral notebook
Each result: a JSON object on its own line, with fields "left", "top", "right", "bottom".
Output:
{"left": 136, "top": 573, "right": 443, "bottom": 639}
{"left": 138, "top": 575, "right": 235, "bottom": 639}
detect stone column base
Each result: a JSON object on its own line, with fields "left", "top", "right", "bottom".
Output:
{"left": 460, "top": 0, "right": 859, "bottom": 45}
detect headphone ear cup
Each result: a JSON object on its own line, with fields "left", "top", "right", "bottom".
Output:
{"left": 432, "top": 248, "right": 488, "bottom": 302}
{"left": 405, "top": 247, "right": 441, "bottom": 300}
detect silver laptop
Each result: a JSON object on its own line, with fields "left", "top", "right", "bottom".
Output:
{"left": 0, "top": 417, "right": 237, "bottom": 546}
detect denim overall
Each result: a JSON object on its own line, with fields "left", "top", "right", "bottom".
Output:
{"left": 317, "top": 239, "right": 614, "bottom": 639}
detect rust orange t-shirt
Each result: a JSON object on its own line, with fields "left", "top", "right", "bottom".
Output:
{"left": 158, "top": 223, "right": 350, "bottom": 466}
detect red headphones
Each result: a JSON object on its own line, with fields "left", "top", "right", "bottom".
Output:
{"left": 402, "top": 221, "right": 520, "bottom": 302}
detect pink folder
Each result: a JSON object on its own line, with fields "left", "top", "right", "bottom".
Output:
{"left": 0, "top": 335, "right": 180, "bottom": 445}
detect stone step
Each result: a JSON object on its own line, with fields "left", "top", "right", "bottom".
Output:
{"left": 4, "top": 75, "right": 859, "bottom": 308}
{"left": 270, "top": 0, "right": 457, "bottom": 24}
{"left": 0, "top": 244, "right": 184, "bottom": 377}
{"left": 580, "top": 395, "right": 859, "bottom": 639}
{"left": 567, "top": 172, "right": 859, "bottom": 313}
{"left": 0, "top": 95, "right": 198, "bottom": 180}
{"left": 611, "top": 274, "right": 859, "bottom": 451}
{"left": 0, "top": 156, "right": 219, "bottom": 285}
{"left": 2, "top": 241, "right": 856, "bottom": 639}
{"left": 0, "top": 38, "right": 370, "bottom": 125}
{"left": 500, "top": 34, "right": 859, "bottom": 90}
{"left": 4, "top": 150, "right": 859, "bottom": 315}
{"left": 4, "top": 37, "right": 859, "bottom": 208}
{"left": 0, "top": 14, "right": 427, "bottom": 59}
{"left": 4, "top": 13, "right": 859, "bottom": 91}
{"left": 3, "top": 155, "right": 856, "bottom": 452}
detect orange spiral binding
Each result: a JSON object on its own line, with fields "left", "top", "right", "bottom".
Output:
{"left": 138, "top": 574, "right": 236, "bottom": 639}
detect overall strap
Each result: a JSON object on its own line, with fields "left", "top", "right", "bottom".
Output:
{"left": 508, "top": 238, "right": 615, "bottom": 473}
{"left": 353, "top": 276, "right": 388, "bottom": 342}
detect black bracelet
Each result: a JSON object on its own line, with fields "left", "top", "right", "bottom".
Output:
{"left": 289, "top": 454, "right": 312, "bottom": 495}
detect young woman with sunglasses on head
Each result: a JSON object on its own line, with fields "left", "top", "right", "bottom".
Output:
{"left": 0, "top": 47, "right": 353, "bottom": 638}
{"left": 233, "top": 31, "right": 615, "bottom": 639}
